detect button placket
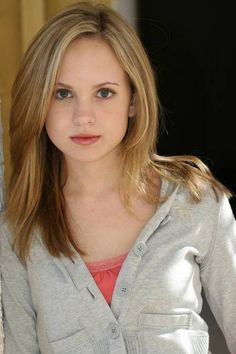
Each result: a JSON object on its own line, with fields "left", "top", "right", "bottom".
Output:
{"left": 111, "top": 242, "right": 148, "bottom": 323}
{"left": 160, "top": 214, "right": 171, "bottom": 226}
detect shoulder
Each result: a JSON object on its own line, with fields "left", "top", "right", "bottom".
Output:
{"left": 164, "top": 177, "right": 232, "bottom": 225}
{"left": 0, "top": 212, "right": 14, "bottom": 246}
{"left": 0, "top": 214, "right": 29, "bottom": 278}
{"left": 175, "top": 178, "right": 227, "bottom": 210}
{"left": 0, "top": 214, "right": 17, "bottom": 268}
{"left": 163, "top": 178, "right": 235, "bottom": 261}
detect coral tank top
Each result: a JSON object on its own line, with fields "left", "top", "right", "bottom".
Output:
{"left": 86, "top": 253, "right": 127, "bottom": 305}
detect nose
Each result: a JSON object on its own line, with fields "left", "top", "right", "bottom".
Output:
{"left": 72, "top": 100, "right": 95, "bottom": 127}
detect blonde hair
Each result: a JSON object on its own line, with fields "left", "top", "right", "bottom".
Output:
{"left": 6, "top": 1, "right": 231, "bottom": 262}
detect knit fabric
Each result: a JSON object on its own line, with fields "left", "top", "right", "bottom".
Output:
{"left": 1, "top": 179, "right": 236, "bottom": 353}
{"left": 0, "top": 275, "right": 3, "bottom": 354}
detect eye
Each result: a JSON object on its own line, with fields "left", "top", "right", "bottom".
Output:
{"left": 96, "top": 88, "right": 114, "bottom": 99}
{"left": 55, "top": 88, "right": 73, "bottom": 100}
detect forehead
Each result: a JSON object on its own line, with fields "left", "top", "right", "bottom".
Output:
{"left": 58, "top": 36, "right": 127, "bottom": 82}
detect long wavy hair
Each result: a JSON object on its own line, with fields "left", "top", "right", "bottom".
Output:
{"left": 6, "top": 1, "right": 231, "bottom": 262}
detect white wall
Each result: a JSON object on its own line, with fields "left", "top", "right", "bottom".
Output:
{"left": 112, "top": 0, "right": 137, "bottom": 29}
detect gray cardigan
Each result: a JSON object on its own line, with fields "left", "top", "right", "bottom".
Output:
{"left": 1, "top": 179, "right": 236, "bottom": 354}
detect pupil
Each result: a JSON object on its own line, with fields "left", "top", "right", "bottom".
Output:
{"left": 101, "top": 89, "right": 109, "bottom": 97}
{"left": 60, "top": 89, "right": 68, "bottom": 97}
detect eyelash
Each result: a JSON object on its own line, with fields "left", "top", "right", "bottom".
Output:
{"left": 54, "top": 87, "right": 115, "bottom": 100}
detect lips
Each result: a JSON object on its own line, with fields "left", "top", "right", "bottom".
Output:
{"left": 70, "top": 134, "right": 101, "bottom": 145}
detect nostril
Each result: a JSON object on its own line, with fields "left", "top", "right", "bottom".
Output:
{"left": 72, "top": 112, "right": 95, "bottom": 126}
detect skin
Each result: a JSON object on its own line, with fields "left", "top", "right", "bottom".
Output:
{"left": 45, "top": 36, "right": 157, "bottom": 261}
{"left": 46, "top": 35, "right": 135, "bottom": 195}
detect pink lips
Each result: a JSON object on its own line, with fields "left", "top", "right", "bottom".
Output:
{"left": 70, "top": 134, "right": 101, "bottom": 145}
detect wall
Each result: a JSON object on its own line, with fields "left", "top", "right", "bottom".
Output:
{"left": 0, "top": 0, "right": 21, "bottom": 183}
{"left": 112, "top": 0, "right": 137, "bottom": 29}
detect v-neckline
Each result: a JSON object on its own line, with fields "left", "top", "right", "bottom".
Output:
{"left": 51, "top": 177, "right": 179, "bottom": 320}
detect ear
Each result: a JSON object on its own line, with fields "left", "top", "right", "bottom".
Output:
{"left": 128, "top": 93, "right": 137, "bottom": 118}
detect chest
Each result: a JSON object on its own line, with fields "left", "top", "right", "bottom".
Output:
{"left": 30, "top": 219, "right": 205, "bottom": 353}
{"left": 66, "top": 194, "right": 157, "bottom": 262}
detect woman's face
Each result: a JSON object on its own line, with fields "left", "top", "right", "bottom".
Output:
{"left": 45, "top": 36, "right": 135, "bottom": 167}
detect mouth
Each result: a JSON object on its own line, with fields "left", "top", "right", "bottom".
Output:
{"left": 70, "top": 135, "right": 101, "bottom": 145}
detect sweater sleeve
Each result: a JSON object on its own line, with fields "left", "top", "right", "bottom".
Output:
{"left": 200, "top": 195, "right": 236, "bottom": 354}
{"left": 0, "top": 223, "right": 40, "bottom": 354}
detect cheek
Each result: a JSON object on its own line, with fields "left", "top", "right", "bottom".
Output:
{"left": 45, "top": 115, "right": 56, "bottom": 138}
{"left": 45, "top": 107, "right": 69, "bottom": 132}
{"left": 104, "top": 98, "right": 130, "bottom": 119}
{"left": 45, "top": 112, "right": 64, "bottom": 144}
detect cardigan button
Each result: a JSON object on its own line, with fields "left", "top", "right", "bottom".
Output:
{"left": 133, "top": 241, "right": 147, "bottom": 256}
{"left": 108, "top": 323, "right": 120, "bottom": 339}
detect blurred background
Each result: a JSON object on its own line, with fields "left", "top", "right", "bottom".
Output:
{"left": 137, "top": 0, "right": 236, "bottom": 217}
{"left": 0, "top": 1, "right": 235, "bottom": 353}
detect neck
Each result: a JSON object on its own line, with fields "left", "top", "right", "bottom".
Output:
{"left": 63, "top": 155, "right": 123, "bottom": 198}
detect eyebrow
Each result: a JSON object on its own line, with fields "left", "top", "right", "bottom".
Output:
{"left": 55, "top": 81, "right": 119, "bottom": 89}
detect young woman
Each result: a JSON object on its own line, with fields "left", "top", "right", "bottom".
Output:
{"left": 1, "top": 2, "right": 235, "bottom": 353}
